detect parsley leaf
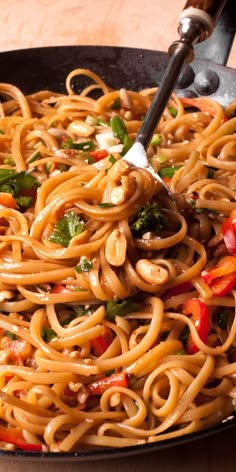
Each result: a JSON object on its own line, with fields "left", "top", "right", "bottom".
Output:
{"left": 131, "top": 202, "right": 168, "bottom": 237}
{"left": 97, "top": 202, "right": 116, "bottom": 208}
{"left": 106, "top": 298, "right": 140, "bottom": 321}
{"left": 0, "top": 169, "right": 38, "bottom": 198}
{"left": 41, "top": 327, "right": 57, "bottom": 343}
{"left": 49, "top": 212, "right": 84, "bottom": 247}
{"left": 4, "top": 330, "right": 18, "bottom": 341}
{"left": 75, "top": 259, "right": 93, "bottom": 273}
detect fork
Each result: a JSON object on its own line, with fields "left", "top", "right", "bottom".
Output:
{"left": 122, "top": 0, "right": 226, "bottom": 202}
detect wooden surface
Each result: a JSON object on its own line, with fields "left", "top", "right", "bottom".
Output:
{"left": 0, "top": 1, "right": 236, "bottom": 471}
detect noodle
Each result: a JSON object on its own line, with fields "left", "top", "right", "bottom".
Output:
{"left": 0, "top": 69, "right": 236, "bottom": 452}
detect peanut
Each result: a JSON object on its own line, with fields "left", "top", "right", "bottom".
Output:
{"left": 135, "top": 259, "right": 169, "bottom": 285}
{"left": 105, "top": 229, "right": 127, "bottom": 267}
{"left": 67, "top": 120, "right": 95, "bottom": 137}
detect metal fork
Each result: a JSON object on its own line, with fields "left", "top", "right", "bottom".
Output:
{"left": 122, "top": 0, "right": 226, "bottom": 202}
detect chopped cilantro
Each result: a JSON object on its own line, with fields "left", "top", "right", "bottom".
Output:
{"left": 207, "top": 167, "right": 217, "bottom": 179}
{"left": 4, "top": 330, "right": 18, "bottom": 341}
{"left": 106, "top": 298, "right": 140, "bottom": 321}
{"left": 41, "top": 327, "right": 57, "bottom": 343}
{"left": 0, "top": 169, "right": 38, "bottom": 199}
{"left": 15, "top": 196, "right": 32, "bottom": 209}
{"left": 0, "top": 129, "right": 5, "bottom": 135}
{"left": 189, "top": 200, "right": 217, "bottom": 214}
{"left": 131, "top": 202, "right": 168, "bottom": 237}
{"left": 218, "top": 309, "right": 228, "bottom": 330}
{"left": 75, "top": 259, "right": 93, "bottom": 273}
{"left": 73, "top": 305, "right": 96, "bottom": 316}
{"left": 111, "top": 97, "right": 121, "bottom": 110}
{"left": 49, "top": 211, "right": 84, "bottom": 247}
{"left": 179, "top": 325, "right": 190, "bottom": 344}
{"left": 97, "top": 202, "right": 116, "bottom": 208}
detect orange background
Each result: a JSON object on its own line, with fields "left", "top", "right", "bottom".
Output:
{"left": 0, "top": 0, "right": 235, "bottom": 67}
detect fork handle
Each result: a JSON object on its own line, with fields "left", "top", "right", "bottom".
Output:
{"left": 179, "top": 0, "right": 227, "bottom": 41}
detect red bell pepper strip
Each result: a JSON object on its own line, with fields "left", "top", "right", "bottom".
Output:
{"left": 90, "top": 326, "right": 114, "bottom": 357}
{"left": 183, "top": 298, "right": 210, "bottom": 354}
{"left": 210, "top": 272, "right": 236, "bottom": 297}
{"left": 51, "top": 284, "right": 73, "bottom": 294}
{"left": 222, "top": 210, "right": 236, "bottom": 256}
{"left": 201, "top": 256, "right": 236, "bottom": 296}
{"left": 89, "top": 149, "right": 108, "bottom": 161}
{"left": 0, "top": 425, "right": 42, "bottom": 452}
{"left": 164, "top": 281, "right": 193, "bottom": 300}
{"left": 88, "top": 372, "right": 129, "bottom": 395}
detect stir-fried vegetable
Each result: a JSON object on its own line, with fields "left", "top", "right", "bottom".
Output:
{"left": 183, "top": 299, "right": 210, "bottom": 354}
{"left": 49, "top": 212, "right": 84, "bottom": 247}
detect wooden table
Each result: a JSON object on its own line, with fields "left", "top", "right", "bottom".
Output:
{"left": 0, "top": 1, "right": 236, "bottom": 471}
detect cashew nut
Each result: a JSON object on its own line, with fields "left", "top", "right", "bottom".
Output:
{"left": 108, "top": 159, "right": 131, "bottom": 183}
{"left": 105, "top": 229, "right": 127, "bottom": 267}
{"left": 67, "top": 120, "right": 95, "bottom": 137}
{"left": 135, "top": 259, "right": 169, "bottom": 285}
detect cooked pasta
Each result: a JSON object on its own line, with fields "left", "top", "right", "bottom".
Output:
{"left": 0, "top": 69, "right": 236, "bottom": 453}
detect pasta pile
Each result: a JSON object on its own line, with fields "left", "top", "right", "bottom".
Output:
{"left": 0, "top": 69, "right": 236, "bottom": 453}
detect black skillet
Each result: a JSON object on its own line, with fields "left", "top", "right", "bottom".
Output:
{"left": 0, "top": 0, "right": 236, "bottom": 462}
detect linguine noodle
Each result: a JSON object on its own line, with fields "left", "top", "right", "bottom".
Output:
{"left": 0, "top": 69, "right": 236, "bottom": 452}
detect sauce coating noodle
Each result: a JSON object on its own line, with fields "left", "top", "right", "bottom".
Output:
{"left": 0, "top": 70, "right": 236, "bottom": 452}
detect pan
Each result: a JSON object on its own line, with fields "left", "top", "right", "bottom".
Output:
{"left": 0, "top": 0, "right": 236, "bottom": 461}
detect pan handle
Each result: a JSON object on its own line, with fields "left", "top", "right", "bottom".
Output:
{"left": 181, "top": 0, "right": 235, "bottom": 65}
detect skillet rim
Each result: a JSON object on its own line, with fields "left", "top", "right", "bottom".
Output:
{"left": 0, "top": 43, "right": 236, "bottom": 460}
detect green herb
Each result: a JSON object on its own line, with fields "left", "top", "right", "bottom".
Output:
{"left": 75, "top": 259, "right": 93, "bottom": 273}
{"left": 106, "top": 298, "right": 140, "bottom": 321}
{"left": 4, "top": 330, "right": 18, "bottom": 341}
{"left": 109, "top": 155, "right": 117, "bottom": 165}
{"left": 131, "top": 202, "right": 168, "bottom": 237}
{"left": 97, "top": 202, "right": 116, "bottom": 208}
{"left": 0, "top": 169, "right": 38, "bottom": 199}
{"left": 73, "top": 305, "right": 96, "bottom": 316}
{"left": 159, "top": 165, "right": 182, "bottom": 178}
{"left": 0, "top": 130, "right": 5, "bottom": 135}
{"left": 111, "top": 97, "right": 121, "bottom": 110}
{"left": 41, "top": 327, "right": 57, "bottom": 343}
{"left": 189, "top": 200, "right": 217, "bottom": 214}
{"left": 168, "top": 106, "right": 178, "bottom": 118}
{"left": 27, "top": 151, "right": 41, "bottom": 164}
{"left": 176, "top": 348, "right": 186, "bottom": 355}
{"left": 15, "top": 196, "right": 32, "bottom": 209}
{"left": 207, "top": 167, "right": 217, "bottom": 179}
{"left": 57, "top": 164, "right": 69, "bottom": 172}
{"left": 49, "top": 211, "right": 84, "bottom": 247}
{"left": 86, "top": 155, "right": 96, "bottom": 164}
{"left": 105, "top": 369, "right": 115, "bottom": 376}
{"left": 218, "top": 309, "right": 228, "bottom": 330}
{"left": 61, "top": 137, "right": 96, "bottom": 151}
{"left": 3, "top": 157, "right": 15, "bottom": 166}
{"left": 150, "top": 133, "right": 162, "bottom": 146}
{"left": 179, "top": 325, "right": 190, "bottom": 343}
